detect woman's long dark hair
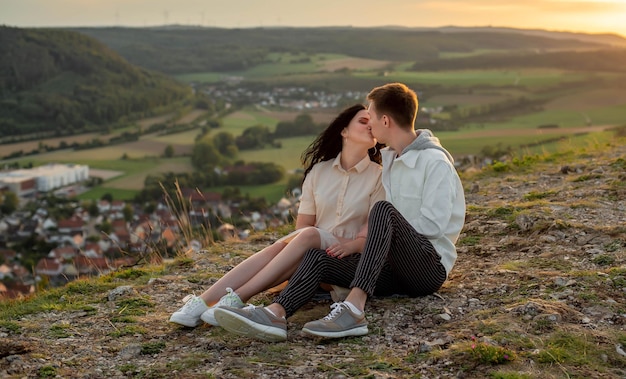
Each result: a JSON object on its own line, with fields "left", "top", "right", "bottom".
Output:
{"left": 301, "top": 104, "right": 383, "bottom": 181}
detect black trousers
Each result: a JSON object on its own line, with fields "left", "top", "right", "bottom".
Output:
{"left": 274, "top": 200, "right": 448, "bottom": 318}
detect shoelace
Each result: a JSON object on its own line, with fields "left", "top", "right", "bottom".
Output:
{"left": 181, "top": 294, "right": 196, "bottom": 303}
{"left": 222, "top": 287, "right": 240, "bottom": 303}
{"left": 323, "top": 302, "right": 346, "bottom": 321}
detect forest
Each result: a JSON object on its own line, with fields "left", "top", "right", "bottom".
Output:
{"left": 0, "top": 26, "right": 192, "bottom": 140}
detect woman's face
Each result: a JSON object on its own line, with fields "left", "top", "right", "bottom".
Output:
{"left": 342, "top": 109, "right": 376, "bottom": 149}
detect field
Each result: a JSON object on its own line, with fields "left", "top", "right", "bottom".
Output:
{"left": 2, "top": 53, "right": 626, "bottom": 202}
{"left": 176, "top": 53, "right": 391, "bottom": 83}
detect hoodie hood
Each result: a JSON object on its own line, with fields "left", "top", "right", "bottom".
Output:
{"left": 401, "top": 129, "right": 454, "bottom": 164}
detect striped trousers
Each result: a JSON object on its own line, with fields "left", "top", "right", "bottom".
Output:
{"left": 274, "top": 200, "right": 448, "bottom": 318}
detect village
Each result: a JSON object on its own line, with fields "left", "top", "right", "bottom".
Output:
{"left": 0, "top": 163, "right": 301, "bottom": 300}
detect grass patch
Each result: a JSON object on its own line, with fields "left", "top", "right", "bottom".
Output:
{"left": 535, "top": 332, "right": 593, "bottom": 365}
{"left": 0, "top": 284, "right": 108, "bottom": 321}
{"left": 0, "top": 320, "right": 21, "bottom": 333}
{"left": 487, "top": 206, "right": 518, "bottom": 220}
{"left": 106, "top": 267, "right": 152, "bottom": 281}
{"left": 49, "top": 323, "right": 73, "bottom": 338}
{"left": 64, "top": 278, "right": 117, "bottom": 295}
{"left": 110, "top": 325, "right": 147, "bottom": 337}
{"left": 247, "top": 344, "right": 296, "bottom": 366}
{"left": 109, "top": 315, "right": 137, "bottom": 323}
{"left": 459, "top": 235, "right": 481, "bottom": 246}
{"left": 573, "top": 174, "right": 602, "bottom": 182}
{"left": 118, "top": 363, "right": 139, "bottom": 375}
{"left": 140, "top": 341, "right": 166, "bottom": 355}
{"left": 523, "top": 190, "right": 556, "bottom": 201}
{"left": 165, "top": 355, "right": 209, "bottom": 372}
{"left": 115, "top": 297, "right": 155, "bottom": 316}
{"left": 592, "top": 254, "right": 615, "bottom": 266}
{"left": 101, "top": 265, "right": 167, "bottom": 285}
{"left": 468, "top": 340, "right": 517, "bottom": 365}
{"left": 500, "top": 258, "right": 573, "bottom": 272}
{"left": 38, "top": 366, "right": 57, "bottom": 378}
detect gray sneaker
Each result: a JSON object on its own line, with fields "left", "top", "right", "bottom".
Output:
{"left": 302, "top": 302, "right": 368, "bottom": 338}
{"left": 214, "top": 305, "right": 287, "bottom": 342}
{"left": 200, "top": 287, "right": 244, "bottom": 326}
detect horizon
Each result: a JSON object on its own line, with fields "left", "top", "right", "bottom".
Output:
{"left": 1, "top": 0, "right": 625, "bottom": 38}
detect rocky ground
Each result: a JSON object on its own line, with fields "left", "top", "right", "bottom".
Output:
{"left": 1, "top": 142, "right": 625, "bottom": 378}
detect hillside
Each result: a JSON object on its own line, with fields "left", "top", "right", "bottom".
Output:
{"left": 1, "top": 141, "right": 624, "bottom": 378}
{"left": 0, "top": 26, "right": 191, "bottom": 140}
{"left": 69, "top": 26, "right": 621, "bottom": 75}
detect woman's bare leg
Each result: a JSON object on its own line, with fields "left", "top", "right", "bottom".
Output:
{"left": 234, "top": 227, "right": 322, "bottom": 301}
{"left": 198, "top": 241, "right": 286, "bottom": 305}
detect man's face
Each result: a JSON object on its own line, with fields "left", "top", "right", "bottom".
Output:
{"left": 367, "top": 102, "right": 386, "bottom": 143}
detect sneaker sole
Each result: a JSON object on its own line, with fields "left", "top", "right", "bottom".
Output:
{"left": 214, "top": 308, "right": 287, "bottom": 342}
{"left": 302, "top": 325, "right": 368, "bottom": 338}
{"left": 169, "top": 314, "right": 202, "bottom": 328}
{"left": 200, "top": 309, "right": 219, "bottom": 326}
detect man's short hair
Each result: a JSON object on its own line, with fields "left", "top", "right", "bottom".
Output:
{"left": 367, "top": 83, "right": 418, "bottom": 129}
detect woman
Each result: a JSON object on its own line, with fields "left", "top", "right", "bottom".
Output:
{"left": 169, "top": 104, "right": 385, "bottom": 327}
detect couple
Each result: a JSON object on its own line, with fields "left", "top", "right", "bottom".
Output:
{"left": 170, "top": 82, "right": 466, "bottom": 342}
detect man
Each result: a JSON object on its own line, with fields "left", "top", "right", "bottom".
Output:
{"left": 213, "top": 82, "right": 466, "bottom": 342}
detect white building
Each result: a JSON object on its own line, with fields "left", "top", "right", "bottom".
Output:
{"left": 0, "top": 164, "right": 89, "bottom": 194}
{"left": 0, "top": 174, "right": 37, "bottom": 197}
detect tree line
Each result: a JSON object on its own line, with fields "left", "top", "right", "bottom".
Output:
{"left": 70, "top": 26, "right": 612, "bottom": 75}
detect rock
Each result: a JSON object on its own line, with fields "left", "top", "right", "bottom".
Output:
{"left": 107, "top": 285, "right": 136, "bottom": 301}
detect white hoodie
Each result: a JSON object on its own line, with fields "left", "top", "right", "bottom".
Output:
{"left": 380, "top": 129, "right": 466, "bottom": 275}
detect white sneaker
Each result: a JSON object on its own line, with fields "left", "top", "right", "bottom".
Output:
{"left": 201, "top": 287, "right": 245, "bottom": 326}
{"left": 169, "top": 295, "right": 208, "bottom": 327}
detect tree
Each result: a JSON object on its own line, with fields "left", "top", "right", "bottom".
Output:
{"left": 87, "top": 200, "right": 99, "bottom": 217}
{"left": 191, "top": 140, "right": 224, "bottom": 170}
{"left": 100, "top": 220, "right": 112, "bottom": 234}
{"left": 235, "top": 125, "right": 273, "bottom": 150}
{"left": 163, "top": 144, "right": 174, "bottom": 158}
{"left": 285, "top": 173, "right": 304, "bottom": 195}
{"left": 122, "top": 204, "right": 134, "bottom": 222}
{"left": 0, "top": 191, "right": 19, "bottom": 215}
{"left": 212, "top": 132, "right": 238, "bottom": 158}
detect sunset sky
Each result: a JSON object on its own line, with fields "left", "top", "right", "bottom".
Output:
{"left": 1, "top": 0, "right": 625, "bottom": 37}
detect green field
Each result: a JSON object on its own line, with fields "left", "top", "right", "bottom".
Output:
{"left": 217, "top": 109, "right": 282, "bottom": 136}
{"left": 238, "top": 135, "right": 316, "bottom": 172}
